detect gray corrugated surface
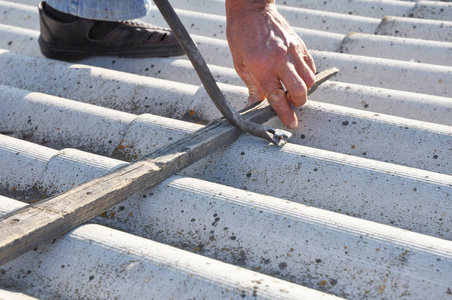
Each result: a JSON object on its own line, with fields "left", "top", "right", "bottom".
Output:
{"left": 0, "top": 0, "right": 451, "bottom": 299}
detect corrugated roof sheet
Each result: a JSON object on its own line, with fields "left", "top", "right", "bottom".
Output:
{"left": 0, "top": 0, "right": 451, "bottom": 299}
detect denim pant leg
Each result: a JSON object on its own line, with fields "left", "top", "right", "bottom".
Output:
{"left": 45, "top": 0, "right": 152, "bottom": 21}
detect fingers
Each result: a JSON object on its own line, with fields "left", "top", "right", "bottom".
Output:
{"left": 254, "top": 55, "right": 315, "bottom": 127}
{"left": 253, "top": 74, "right": 299, "bottom": 129}
{"left": 296, "top": 56, "right": 316, "bottom": 90}
{"left": 279, "top": 44, "right": 316, "bottom": 106}
{"left": 278, "top": 63, "right": 309, "bottom": 108}
{"left": 267, "top": 89, "right": 299, "bottom": 129}
{"left": 300, "top": 46, "right": 316, "bottom": 75}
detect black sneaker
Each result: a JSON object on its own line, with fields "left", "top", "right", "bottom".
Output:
{"left": 38, "top": 1, "right": 185, "bottom": 61}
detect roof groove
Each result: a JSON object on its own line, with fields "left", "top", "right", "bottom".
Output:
{"left": 2, "top": 131, "right": 451, "bottom": 239}
{"left": 2, "top": 79, "right": 451, "bottom": 176}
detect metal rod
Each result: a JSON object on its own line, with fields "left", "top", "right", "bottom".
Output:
{"left": 152, "top": 0, "right": 291, "bottom": 145}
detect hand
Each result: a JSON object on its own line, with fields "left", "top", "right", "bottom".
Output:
{"left": 226, "top": 0, "right": 316, "bottom": 129}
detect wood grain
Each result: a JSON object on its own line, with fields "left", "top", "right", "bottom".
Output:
{"left": 0, "top": 101, "right": 274, "bottom": 266}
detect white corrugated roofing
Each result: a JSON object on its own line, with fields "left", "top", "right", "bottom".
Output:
{"left": 0, "top": 0, "right": 451, "bottom": 299}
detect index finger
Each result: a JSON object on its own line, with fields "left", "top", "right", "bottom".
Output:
{"left": 278, "top": 62, "right": 310, "bottom": 108}
{"left": 252, "top": 73, "right": 299, "bottom": 129}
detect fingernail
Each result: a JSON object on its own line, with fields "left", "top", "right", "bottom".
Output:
{"left": 287, "top": 120, "right": 298, "bottom": 129}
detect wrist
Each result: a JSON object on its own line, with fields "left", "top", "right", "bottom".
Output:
{"left": 226, "top": 0, "right": 276, "bottom": 17}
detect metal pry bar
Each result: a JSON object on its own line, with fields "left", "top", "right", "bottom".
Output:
{"left": 153, "top": 0, "right": 338, "bottom": 145}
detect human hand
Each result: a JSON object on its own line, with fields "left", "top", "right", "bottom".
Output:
{"left": 226, "top": 0, "right": 316, "bottom": 129}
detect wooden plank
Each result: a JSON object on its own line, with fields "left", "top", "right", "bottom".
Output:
{"left": 0, "top": 69, "right": 337, "bottom": 266}
{"left": 0, "top": 103, "right": 271, "bottom": 266}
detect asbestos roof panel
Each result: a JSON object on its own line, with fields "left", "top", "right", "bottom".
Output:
{"left": 339, "top": 32, "right": 452, "bottom": 66}
{"left": 0, "top": 0, "right": 452, "bottom": 299}
{"left": 375, "top": 15, "right": 452, "bottom": 42}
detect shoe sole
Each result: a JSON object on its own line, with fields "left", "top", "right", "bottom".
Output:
{"left": 38, "top": 37, "right": 186, "bottom": 61}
